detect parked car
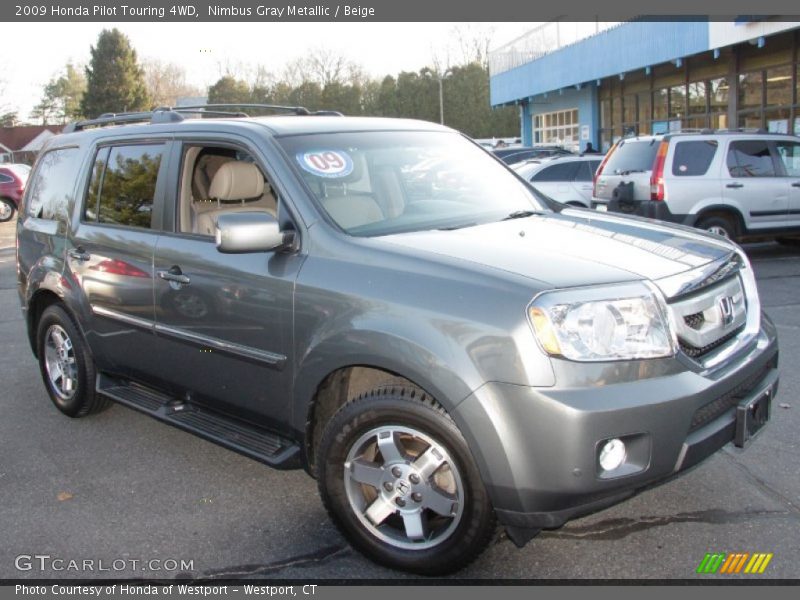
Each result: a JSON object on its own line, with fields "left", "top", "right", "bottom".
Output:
{"left": 0, "top": 163, "right": 31, "bottom": 222}
{"left": 514, "top": 155, "right": 603, "bottom": 207}
{"left": 492, "top": 145, "right": 573, "bottom": 165}
{"left": 592, "top": 130, "right": 800, "bottom": 243}
{"left": 17, "top": 107, "right": 779, "bottom": 574}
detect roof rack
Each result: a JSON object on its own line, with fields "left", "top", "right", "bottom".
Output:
{"left": 63, "top": 103, "right": 343, "bottom": 133}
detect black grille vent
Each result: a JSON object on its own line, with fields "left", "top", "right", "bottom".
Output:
{"left": 679, "top": 326, "right": 743, "bottom": 359}
{"left": 684, "top": 312, "right": 705, "bottom": 330}
{"left": 689, "top": 365, "right": 771, "bottom": 431}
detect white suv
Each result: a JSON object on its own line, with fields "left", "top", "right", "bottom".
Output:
{"left": 592, "top": 131, "right": 800, "bottom": 243}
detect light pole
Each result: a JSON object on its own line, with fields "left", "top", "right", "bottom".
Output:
{"left": 437, "top": 69, "right": 452, "bottom": 125}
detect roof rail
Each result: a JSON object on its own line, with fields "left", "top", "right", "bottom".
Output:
{"left": 62, "top": 103, "right": 343, "bottom": 133}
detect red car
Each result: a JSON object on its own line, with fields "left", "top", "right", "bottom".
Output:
{"left": 0, "top": 163, "right": 30, "bottom": 222}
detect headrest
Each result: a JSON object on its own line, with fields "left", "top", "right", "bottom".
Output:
{"left": 208, "top": 161, "right": 265, "bottom": 201}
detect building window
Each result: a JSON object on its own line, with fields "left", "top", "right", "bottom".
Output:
{"left": 738, "top": 71, "right": 763, "bottom": 110}
{"left": 688, "top": 82, "right": 708, "bottom": 115}
{"left": 532, "top": 108, "right": 579, "bottom": 149}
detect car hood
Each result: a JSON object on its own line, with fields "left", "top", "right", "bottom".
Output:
{"left": 378, "top": 209, "right": 733, "bottom": 289}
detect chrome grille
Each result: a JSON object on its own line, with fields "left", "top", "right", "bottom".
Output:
{"left": 668, "top": 275, "right": 747, "bottom": 361}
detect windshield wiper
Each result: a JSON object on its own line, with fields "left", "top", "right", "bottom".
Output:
{"left": 502, "top": 210, "right": 544, "bottom": 221}
{"left": 615, "top": 169, "right": 647, "bottom": 175}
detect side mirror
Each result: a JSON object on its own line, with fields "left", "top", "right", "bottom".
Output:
{"left": 215, "top": 212, "right": 293, "bottom": 254}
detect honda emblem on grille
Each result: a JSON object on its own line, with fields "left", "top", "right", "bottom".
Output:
{"left": 719, "top": 296, "right": 734, "bottom": 327}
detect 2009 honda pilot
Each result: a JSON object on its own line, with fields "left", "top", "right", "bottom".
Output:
{"left": 16, "top": 106, "right": 779, "bottom": 574}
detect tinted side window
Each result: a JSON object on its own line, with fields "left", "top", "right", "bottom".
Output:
{"left": 671, "top": 141, "right": 718, "bottom": 176}
{"left": 88, "top": 144, "right": 164, "bottom": 229}
{"left": 776, "top": 141, "right": 800, "bottom": 177}
{"left": 0, "top": 173, "right": 13, "bottom": 183}
{"left": 25, "top": 147, "right": 82, "bottom": 220}
{"left": 726, "top": 141, "right": 776, "bottom": 177}
{"left": 532, "top": 162, "right": 580, "bottom": 182}
{"left": 575, "top": 161, "right": 601, "bottom": 182}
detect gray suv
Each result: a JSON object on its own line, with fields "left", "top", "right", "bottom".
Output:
{"left": 16, "top": 107, "right": 779, "bottom": 574}
{"left": 592, "top": 130, "right": 800, "bottom": 243}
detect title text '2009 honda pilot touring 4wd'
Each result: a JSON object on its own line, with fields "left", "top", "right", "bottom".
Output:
{"left": 17, "top": 107, "right": 779, "bottom": 574}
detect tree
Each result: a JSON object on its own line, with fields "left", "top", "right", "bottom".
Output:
{"left": 143, "top": 60, "right": 202, "bottom": 107}
{"left": 31, "top": 63, "right": 86, "bottom": 124}
{"left": 206, "top": 76, "right": 251, "bottom": 105}
{"left": 81, "top": 28, "right": 150, "bottom": 118}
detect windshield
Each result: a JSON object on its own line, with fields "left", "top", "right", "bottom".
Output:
{"left": 278, "top": 130, "right": 547, "bottom": 236}
{"left": 603, "top": 138, "right": 660, "bottom": 175}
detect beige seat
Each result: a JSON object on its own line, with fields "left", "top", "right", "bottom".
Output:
{"left": 321, "top": 195, "right": 384, "bottom": 229}
{"left": 194, "top": 161, "right": 277, "bottom": 236}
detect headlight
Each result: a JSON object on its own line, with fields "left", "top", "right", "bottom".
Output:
{"left": 528, "top": 282, "right": 676, "bottom": 361}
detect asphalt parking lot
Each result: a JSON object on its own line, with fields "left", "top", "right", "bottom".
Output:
{"left": 0, "top": 217, "right": 798, "bottom": 581}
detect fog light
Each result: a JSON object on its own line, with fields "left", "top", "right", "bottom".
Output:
{"left": 598, "top": 438, "right": 627, "bottom": 471}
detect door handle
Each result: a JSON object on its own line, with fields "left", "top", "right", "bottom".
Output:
{"left": 68, "top": 247, "right": 90, "bottom": 262}
{"left": 158, "top": 266, "right": 191, "bottom": 286}
{"left": 726, "top": 183, "right": 744, "bottom": 189}
{"left": 792, "top": 182, "right": 800, "bottom": 188}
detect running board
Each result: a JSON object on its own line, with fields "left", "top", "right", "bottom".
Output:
{"left": 97, "top": 374, "right": 301, "bottom": 469}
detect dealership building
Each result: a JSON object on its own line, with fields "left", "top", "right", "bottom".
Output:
{"left": 489, "top": 20, "right": 800, "bottom": 152}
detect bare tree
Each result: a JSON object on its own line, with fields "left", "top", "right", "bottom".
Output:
{"left": 143, "top": 59, "right": 203, "bottom": 106}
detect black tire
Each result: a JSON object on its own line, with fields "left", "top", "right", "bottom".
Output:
{"left": 696, "top": 214, "right": 738, "bottom": 241}
{"left": 0, "top": 198, "right": 16, "bottom": 222}
{"left": 776, "top": 237, "right": 800, "bottom": 247}
{"left": 317, "top": 385, "right": 496, "bottom": 575}
{"left": 36, "top": 304, "right": 110, "bottom": 417}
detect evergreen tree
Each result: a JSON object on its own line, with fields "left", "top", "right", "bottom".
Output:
{"left": 81, "top": 28, "right": 150, "bottom": 118}
{"left": 207, "top": 76, "right": 251, "bottom": 105}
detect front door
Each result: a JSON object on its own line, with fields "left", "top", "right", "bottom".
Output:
{"left": 722, "top": 139, "right": 789, "bottom": 231}
{"left": 775, "top": 140, "right": 800, "bottom": 228}
{"left": 149, "top": 141, "right": 304, "bottom": 428}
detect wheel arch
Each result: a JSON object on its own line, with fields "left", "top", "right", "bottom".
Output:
{"left": 295, "top": 336, "right": 478, "bottom": 474}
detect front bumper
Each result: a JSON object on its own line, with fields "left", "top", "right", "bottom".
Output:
{"left": 453, "top": 314, "right": 779, "bottom": 532}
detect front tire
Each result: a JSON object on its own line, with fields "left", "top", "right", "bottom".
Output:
{"left": 317, "top": 386, "right": 496, "bottom": 575}
{"left": 36, "top": 304, "right": 110, "bottom": 417}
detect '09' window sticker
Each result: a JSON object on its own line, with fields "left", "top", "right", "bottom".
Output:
{"left": 297, "top": 150, "right": 354, "bottom": 178}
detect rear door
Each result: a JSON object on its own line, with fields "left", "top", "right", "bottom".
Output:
{"left": 722, "top": 139, "right": 788, "bottom": 231}
{"left": 67, "top": 141, "right": 169, "bottom": 377}
{"left": 530, "top": 161, "right": 581, "bottom": 205}
{"left": 775, "top": 139, "right": 800, "bottom": 228}
{"left": 571, "top": 159, "right": 601, "bottom": 206}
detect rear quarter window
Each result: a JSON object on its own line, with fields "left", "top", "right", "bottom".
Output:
{"left": 25, "top": 147, "right": 82, "bottom": 220}
{"left": 671, "top": 141, "right": 718, "bottom": 176}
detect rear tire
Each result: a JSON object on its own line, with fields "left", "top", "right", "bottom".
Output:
{"left": 317, "top": 386, "right": 496, "bottom": 575}
{"left": 36, "top": 304, "right": 110, "bottom": 417}
{"left": 696, "top": 215, "right": 738, "bottom": 241}
{"left": 0, "top": 198, "right": 15, "bottom": 222}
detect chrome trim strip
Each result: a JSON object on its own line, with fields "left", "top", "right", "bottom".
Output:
{"left": 91, "top": 305, "right": 155, "bottom": 331}
{"left": 654, "top": 252, "right": 742, "bottom": 300}
{"left": 154, "top": 323, "right": 286, "bottom": 370}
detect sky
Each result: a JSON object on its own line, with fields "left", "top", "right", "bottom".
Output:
{"left": 1, "top": 22, "right": 536, "bottom": 120}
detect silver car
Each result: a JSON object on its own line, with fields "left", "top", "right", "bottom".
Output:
{"left": 592, "top": 131, "right": 800, "bottom": 242}
{"left": 514, "top": 155, "right": 603, "bottom": 207}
